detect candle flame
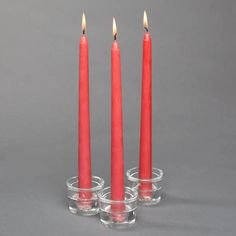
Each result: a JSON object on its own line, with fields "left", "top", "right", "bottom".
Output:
{"left": 82, "top": 12, "right": 86, "bottom": 34}
{"left": 112, "top": 17, "right": 117, "bottom": 40}
{"left": 143, "top": 10, "right": 149, "bottom": 30}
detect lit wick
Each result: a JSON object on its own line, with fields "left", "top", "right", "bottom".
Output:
{"left": 143, "top": 10, "right": 149, "bottom": 32}
{"left": 82, "top": 12, "right": 86, "bottom": 35}
{"left": 113, "top": 17, "right": 117, "bottom": 41}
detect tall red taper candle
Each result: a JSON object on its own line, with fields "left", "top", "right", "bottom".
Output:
{"left": 139, "top": 11, "right": 153, "bottom": 196}
{"left": 111, "top": 18, "right": 125, "bottom": 206}
{"left": 78, "top": 13, "right": 92, "bottom": 202}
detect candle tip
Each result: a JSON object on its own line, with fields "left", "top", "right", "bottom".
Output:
{"left": 143, "top": 10, "right": 149, "bottom": 32}
{"left": 112, "top": 17, "right": 117, "bottom": 40}
{"left": 82, "top": 12, "right": 86, "bottom": 34}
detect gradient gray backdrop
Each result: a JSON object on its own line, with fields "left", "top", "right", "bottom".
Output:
{"left": 0, "top": 0, "right": 236, "bottom": 235}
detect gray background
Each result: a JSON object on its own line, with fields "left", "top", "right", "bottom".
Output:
{"left": 0, "top": 0, "right": 236, "bottom": 235}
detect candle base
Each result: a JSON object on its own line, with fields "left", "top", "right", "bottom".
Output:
{"left": 126, "top": 167, "right": 163, "bottom": 206}
{"left": 98, "top": 187, "right": 138, "bottom": 229}
{"left": 66, "top": 176, "right": 104, "bottom": 216}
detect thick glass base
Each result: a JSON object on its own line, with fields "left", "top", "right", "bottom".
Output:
{"left": 98, "top": 187, "right": 138, "bottom": 229}
{"left": 100, "top": 205, "right": 136, "bottom": 229}
{"left": 126, "top": 167, "right": 163, "bottom": 206}
{"left": 137, "top": 190, "right": 162, "bottom": 206}
{"left": 66, "top": 176, "right": 104, "bottom": 216}
{"left": 68, "top": 193, "right": 101, "bottom": 216}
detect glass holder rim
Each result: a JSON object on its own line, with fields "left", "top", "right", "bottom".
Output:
{"left": 98, "top": 186, "right": 138, "bottom": 205}
{"left": 126, "top": 166, "right": 163, "bottom": 183}
{"left": 66, "top": 175, "right": 105, "bottom": 192}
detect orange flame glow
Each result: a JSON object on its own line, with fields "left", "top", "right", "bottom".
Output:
{"left": 82, "top": 12, "right": 86, "bottom": 33}
{"left": 143, "top": 10, "right": 148, "bottom": 30}
{"left": 113, "top": 17, "right": 117, "bottom": 39}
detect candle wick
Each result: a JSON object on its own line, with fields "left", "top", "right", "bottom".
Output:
{"left": 82, "top": 29, "right": 85, "bottom": 35}
{"left": 114, "top": 34, "right": 117, "bottom": 41}
{"left": 144, "top": 27, "right": 148, "bottom": 32}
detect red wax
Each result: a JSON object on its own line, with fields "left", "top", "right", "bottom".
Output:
{"left": 78, "top": 35, "right": 92, "bottom": 202}
{"left": 139, "top": 32, "right": 153, "bottom": 196}
{"left": 111, "top": 41, "right": 125, "bottom": 207}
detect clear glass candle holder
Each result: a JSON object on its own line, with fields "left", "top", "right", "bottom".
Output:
{"left": 66, "top": 176, "right": 104, "bottom": 216}
{"left": 98, "top": 187, "right": 138, "bottom": 229}
{"left": 126, "top": 167, "right": 163, "bottom": 206}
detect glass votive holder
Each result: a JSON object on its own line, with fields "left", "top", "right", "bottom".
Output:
{"left": 66, "top": 176, "right": 104, "bottom": 216}
{"left": 98, "top": 187, "right": 138, "bottom": 229}
{"left": 126, "top": 167, "right": 163, "bottom": 206}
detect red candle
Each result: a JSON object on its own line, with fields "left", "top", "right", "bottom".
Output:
{"left": 78, "top": 13, "right": 92, "bottom": 205}
{"left": 139, "top": 11, "right": 153, "bottom": 197}
{"left": 111, "top": 18, "right": 125, "bottom": 211}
